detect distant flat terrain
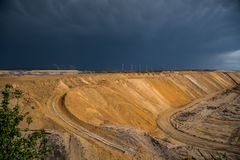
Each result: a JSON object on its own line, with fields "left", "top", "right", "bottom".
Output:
{"left": 0, "top": 70, "right": 80, "bottom": 76}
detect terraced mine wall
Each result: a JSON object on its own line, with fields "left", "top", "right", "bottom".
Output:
{"left": 0, "top": 71, "right": 240, "bottom": 159}
{"left": 63, "top": 71, "right": 240, "bottom": 132}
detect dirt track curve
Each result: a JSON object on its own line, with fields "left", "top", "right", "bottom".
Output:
{"left": 49, "top": 81, "right": 240, "bottom": 156}
{"left": 157, "top": 89, "right": 240, "bottom": 155}
{"left": 46, "top": 82, "right": 136, "bottom": 155}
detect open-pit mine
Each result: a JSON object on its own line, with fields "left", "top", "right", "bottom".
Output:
{"left": 0, "top": 71, "right": 240, "bottom": 160}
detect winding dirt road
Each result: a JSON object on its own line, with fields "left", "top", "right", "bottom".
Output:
{"left": 157, "top": 89, "right": 240, "bottom": 155}
{"left": 46, "top": 81, "right": 240, "bottom": 157}
{"left": 46, "top": 87, "right": 136, "bottom": 155}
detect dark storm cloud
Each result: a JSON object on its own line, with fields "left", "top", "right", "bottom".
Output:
{"left": 0, "top": 0, "right": 240, "bottom": 70}
{"left": 7, "top": 0, "right": 239, "bottom": 35}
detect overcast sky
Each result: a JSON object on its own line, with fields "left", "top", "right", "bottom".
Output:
{"left": 0, "top": 0, "right": 240, "bottom": 71}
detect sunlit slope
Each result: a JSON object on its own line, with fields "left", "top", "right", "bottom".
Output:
{"left": 0, "top": 71, "right": 239, "bottom": 132}
{"left": 1, "top": 71, "right": 240, "bottom": 159}
{"left": 64, "top": 71, "right": 240, "bottom": 132}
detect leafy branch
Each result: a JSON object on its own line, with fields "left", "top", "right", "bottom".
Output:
{"left": 0, "top": 84, "right": 50, "bottom": 160}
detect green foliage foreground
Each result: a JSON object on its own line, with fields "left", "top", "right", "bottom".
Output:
{"left": 0, "top": 84, "right": 50, "bottom": 159}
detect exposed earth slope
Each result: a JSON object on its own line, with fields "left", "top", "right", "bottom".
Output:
{"left": 0, "top": 71, "right": 240, "bottom": 159}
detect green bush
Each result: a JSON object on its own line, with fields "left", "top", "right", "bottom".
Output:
{"left": 0, "top": 84, "right": 50, "bottom": 159}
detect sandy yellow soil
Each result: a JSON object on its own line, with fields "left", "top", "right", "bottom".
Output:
{"left": 0, "top": 71, "right": 240, "bottom": 159}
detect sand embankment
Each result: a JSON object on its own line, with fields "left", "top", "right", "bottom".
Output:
{"left": 0, "top": 71, "right": 240, "bottom": 159}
